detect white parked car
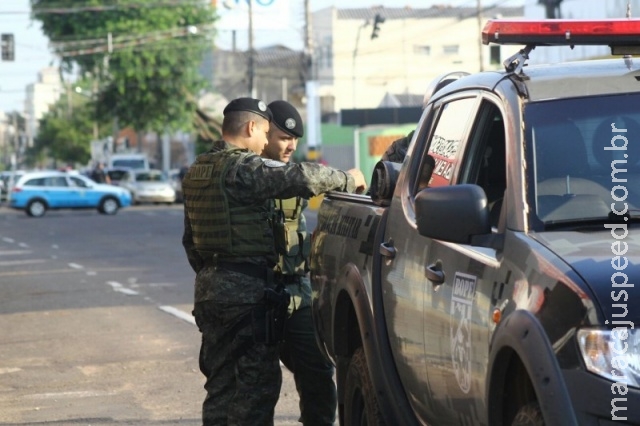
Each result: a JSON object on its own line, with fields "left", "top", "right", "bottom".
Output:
{"left": 119, "top": 169, "right": 176, "bottom": 205}
{"left": 0, "top": 170, "right": 26, "bottom": 202}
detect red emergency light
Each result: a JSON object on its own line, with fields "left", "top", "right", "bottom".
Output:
{"left": 482, "top": 19, "right": 640, "bottom": 52}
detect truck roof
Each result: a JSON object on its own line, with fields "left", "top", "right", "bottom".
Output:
{"left": 434, "top": 57, "right": 640, "bottom": 104}
{"left": 433, "top": 19, "right": 640, "bottom": 103}
{"left": 516, "top": 58, "right": 640, "bottom": 101}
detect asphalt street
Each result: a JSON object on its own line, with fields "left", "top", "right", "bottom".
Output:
{"left": 0, "top": 203, "right": 318, "bottom": 425}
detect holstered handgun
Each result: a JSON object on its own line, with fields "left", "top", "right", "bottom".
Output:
{"left": 263, "top": 285, "right": 291, "bottom": 345}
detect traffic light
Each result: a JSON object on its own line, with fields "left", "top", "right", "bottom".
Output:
{"left": 538, "top": 0, "right": 564, "bottom": 19}
{"left": 371, "top": 14, "right": 385, "bottom": 40}
{"left": 1, "top": 34, "right": 15, "bottom": 61}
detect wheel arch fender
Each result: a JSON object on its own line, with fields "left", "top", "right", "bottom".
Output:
{"left": 487, "top": 309, "right": 578, "bottom": 426}
{"left": 100, "top": 194, "right": 121, "bottom": 206}
{"left": 27, "top": 197, "right": 49, "bottom": 208}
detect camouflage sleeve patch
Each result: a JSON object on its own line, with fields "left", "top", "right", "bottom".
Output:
{"left": 262, "top": 159, "right": 287, "bottom": 168}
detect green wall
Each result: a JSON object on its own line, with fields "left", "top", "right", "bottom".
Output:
{"left": 356, "top": 124, "right": 416, "bottom": 185}
{"left": 297, "top": 122, "right": 417, "bottom": 186}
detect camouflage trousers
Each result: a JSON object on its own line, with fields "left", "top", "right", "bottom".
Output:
{"left": 193, "top": 300, "right": 282, "bottom": 426}
{"left": 279, "top": 306, "right": 337, "bottom": 426}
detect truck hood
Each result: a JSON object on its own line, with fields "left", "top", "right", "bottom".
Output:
{"left": 533, "top": 228, "right": 640, "bottom": 323}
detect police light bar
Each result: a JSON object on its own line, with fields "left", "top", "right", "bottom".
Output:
{"left": 482, "top": 19, "right": 640, "bottom": 51}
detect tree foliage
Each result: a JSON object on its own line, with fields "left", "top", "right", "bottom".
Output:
{"left": 31, "top": 0, "right": 216, "bottom": 133}
{"left": 32, "top": 93, "right": 104, "bottom": 166}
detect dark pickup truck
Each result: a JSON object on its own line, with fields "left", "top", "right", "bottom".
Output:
{"left": 309, "top": 19, "right": 640, "bottom": 426}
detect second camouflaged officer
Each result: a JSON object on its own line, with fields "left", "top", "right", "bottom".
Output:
{"left": 264, "top": 100, "right": 337, "bottom": 426}
{"left": 182, "top": 97, "right": 367, "bottom": 426}
{"left": 381, "top": 130, "right": 415, "bottom": 163}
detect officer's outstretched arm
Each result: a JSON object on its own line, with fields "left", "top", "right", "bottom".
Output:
{"left": 346, "top": 168, "right": 367, "bottom": 194}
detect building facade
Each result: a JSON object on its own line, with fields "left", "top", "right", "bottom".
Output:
{"left": 311, "top": 5, "right": 524, "bottom": 115}
{"left": 203, "top": 44, "right": 307, "bottom": 116}
{"left": 24, "top": 67, "right": 62, "bottom": 147}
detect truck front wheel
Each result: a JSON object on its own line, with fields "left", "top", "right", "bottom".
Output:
{"left": 344, "top": 347, "right": 385, "bottom": 426}
{"left": 512, "top": 402, "right": 544, "bottom": 426}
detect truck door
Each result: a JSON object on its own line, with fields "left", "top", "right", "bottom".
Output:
{"left": 380, "top": 95, "right": 479, "bottom": 423}
{"left": 422, "top": 99, "right": 507, "bottom": 425}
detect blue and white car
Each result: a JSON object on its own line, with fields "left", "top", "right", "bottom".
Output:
{"left": 10, "top": 170, "right": 132, "bottom": 217}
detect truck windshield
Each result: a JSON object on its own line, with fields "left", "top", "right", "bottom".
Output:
{"left": 525, "top": 93, "right": 640, "bottom": 227}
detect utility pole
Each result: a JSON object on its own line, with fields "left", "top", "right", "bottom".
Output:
{"left": 92, "top": 76, "right": 99, "bottom": 141}
{"left": 304, "top": 0, "right": 313, "bottom": 80}
{"left": 1, "top": 33, "right": 15, "bottom": 61}
{"left": 247, "top": 0, "right": 255, "bottom": 97}
{"left": 477, "top": 0, "right": 484, "bottom": 72}
{"left": 304, "top": 0, "right": 321, "bottom": 154}
{"left": 12, "top": 113, "right": 19, "bottom": 169}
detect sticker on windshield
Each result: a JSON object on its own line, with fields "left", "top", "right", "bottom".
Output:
{"left": 450, "top": 272, "right": 477, "bottom": 394}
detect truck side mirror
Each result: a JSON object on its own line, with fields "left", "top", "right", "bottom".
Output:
{"left": 415, "top": 184, "right": 491, "bottom": 244}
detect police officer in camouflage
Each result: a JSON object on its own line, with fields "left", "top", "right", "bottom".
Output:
{"left": 381, "top": 130, "right": 414, "bottom": 163}
{"left": 182, "top": 97, "right": 367, "bottom": 426}
{"left": 263, "top": 100, "right": 337, "bottom": 426}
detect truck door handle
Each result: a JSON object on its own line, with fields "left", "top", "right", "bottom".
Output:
{"left": 425, "top": 264, "right": 445, "bottom": 284}
{"left": 379, "top": 240, "right": 396, "bottom": 259}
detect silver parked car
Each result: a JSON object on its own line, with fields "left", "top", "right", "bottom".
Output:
{"left": 168, "top": 168, "right": 185, "bottom": 203}
{"left": 120, "top": 169, "right": 176, "bottom": 205}
{"left": 0, "top": 170, "right": 26, "bottom": 202}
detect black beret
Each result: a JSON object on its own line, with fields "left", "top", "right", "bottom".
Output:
{"left": 223, "top": 97, "right": 272, "bottom": 121}
{"left": 268, "top": 100, "right": 304, "bottom": 138}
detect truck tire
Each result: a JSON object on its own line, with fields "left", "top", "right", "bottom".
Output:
{"left": 512, "top": 402, "right": 544, "bottom": 426}
{"left": 344, "top": 347, "right": 385, "bottom": 426}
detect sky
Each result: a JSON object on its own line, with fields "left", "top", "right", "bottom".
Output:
{"left": 0, "top": 0, "right": 526, "bottom": 114}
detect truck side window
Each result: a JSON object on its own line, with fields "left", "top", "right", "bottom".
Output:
{"left": 461, "top": 103, "right": 506, "bottom": 227}
{"left": 417, "top": 97, "right": 477, "bottom": 190}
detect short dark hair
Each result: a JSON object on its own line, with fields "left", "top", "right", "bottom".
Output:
{"left": 222, "top": 111, "right": 269, "bottom": 136}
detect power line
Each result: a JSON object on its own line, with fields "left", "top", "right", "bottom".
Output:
{"left": 49, "top": 23, "right": 213, "bottom": 57}
{"left": 2, "top": 1, "right": 211, "bottom": 15}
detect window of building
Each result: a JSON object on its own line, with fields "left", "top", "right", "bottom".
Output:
{"left": 414, "top": 45, "right": 431, "bottom": 55}
{"left": 443, "top": 45, "right": 459, "bottom": 55}
{"left": 325, "top": 45, "right": 333, "bottom": 68}
{"left": 320, "top": 37, "right": 333, "bottom": 69}
{"left": 318, "top": 46, "right": 331, "bottom": 69}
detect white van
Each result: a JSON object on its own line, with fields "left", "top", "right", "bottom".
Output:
{"left": 108, "top": 154, "right": 150, "bottom": 171}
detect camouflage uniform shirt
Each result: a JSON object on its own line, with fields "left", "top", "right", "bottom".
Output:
{"left": 183, "top": 139, "right": 357, "bottom": 304}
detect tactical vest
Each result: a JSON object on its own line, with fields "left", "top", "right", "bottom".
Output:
{"left": 274, "top": 197, "right": 310, "bottom": 275}
{"left": 182, "top": 149, "right": 275, "bottom": 258}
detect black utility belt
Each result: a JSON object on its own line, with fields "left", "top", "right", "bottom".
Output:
{"left": 204, "top": 259, "right": 271, "bottom": 281}
{"left": 279, "top": 274, "right": 303, "bottom": 285}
